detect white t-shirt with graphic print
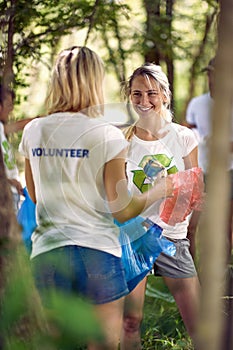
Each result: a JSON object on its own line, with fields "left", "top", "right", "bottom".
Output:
{"left": 126, "top": 122, "right": 198, "bottom": 240}
{"left": 19, "top": 112, "right": 128, "bottom": 258}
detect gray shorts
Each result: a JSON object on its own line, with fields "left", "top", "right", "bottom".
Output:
{"left": 154, "top": 238, "right": 197, "bottom": 278}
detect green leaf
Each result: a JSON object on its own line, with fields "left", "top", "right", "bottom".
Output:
{"left": 47, "top": 291, "right": 103, "bottom": 347}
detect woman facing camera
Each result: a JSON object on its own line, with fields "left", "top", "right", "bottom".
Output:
{"left": 121, "top": 63, "right": 201, "bottom": 349}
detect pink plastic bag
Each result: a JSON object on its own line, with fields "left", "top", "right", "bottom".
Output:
{"left": 159, "top": 167, "right": 204, "bottom": 225}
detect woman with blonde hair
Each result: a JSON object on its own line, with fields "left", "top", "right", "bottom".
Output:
{"left": 121, "top": 63, "right": 201, "bottom": 349}
{"left": 19, "top": 47, "right": 173, "bottom": 350}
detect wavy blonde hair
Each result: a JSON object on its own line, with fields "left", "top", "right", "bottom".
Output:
{"left": 46, "top": 46, "right": 105, "bottom": 117}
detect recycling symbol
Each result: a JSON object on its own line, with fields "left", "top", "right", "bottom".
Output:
{"left": 132, "top": 154, "right": 178, "bottom": 193}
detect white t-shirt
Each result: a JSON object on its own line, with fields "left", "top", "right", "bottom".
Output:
{"left": 186, "top": 93, "right": 212, "bottom": 173}
{"left": 19, "top": 112, "right": 128, "bottom": 258}
{"left": 0, "top": 121, "right": 20, "bottom": 193}
{"left": 186, "top": 92, "right": 212, "bottom": 139}
{"left": 126, "top": 122, "right": 198, "bottom": 240}
{"left": 186, "top": 92, "right": 233, "bottom": 172}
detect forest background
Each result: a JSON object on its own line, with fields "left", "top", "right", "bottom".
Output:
{"left": 1, "top": 1, "right": 233, "bottom": 350}
{"left": 1, "top": 0, "right": 219, "bottom": 128}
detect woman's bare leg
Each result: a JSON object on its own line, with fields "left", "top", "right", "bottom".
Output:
{"left": 163, "top": 275, "right": 200, "bottom": 339}
{"left": 121, "top": 278, "right": 147, "bottom": 350}
{"left": 88, "top": 297, "right": 124, "bottom": 350}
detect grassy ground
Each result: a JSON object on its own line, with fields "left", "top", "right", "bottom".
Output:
{"left": 141, "top": 275, "right": 194, "bottom": 350}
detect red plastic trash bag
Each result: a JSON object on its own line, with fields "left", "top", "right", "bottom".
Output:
{"left": 159, "top": 167, "right": 204, "bottom": 225}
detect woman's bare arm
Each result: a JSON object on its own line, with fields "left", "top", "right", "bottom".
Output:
{"left": 25, "top": 159, "right": 36, "bottom": 203}
{"left": 4, "top": 118, "right": 33, "bottom": 135}
{"left": 183, "top": 146, "right": 198, "bottom": 170}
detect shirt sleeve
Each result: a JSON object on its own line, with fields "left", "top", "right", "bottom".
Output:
{"left": 181, "top": 126, "right": 198, "bottom": 158}
{"left": 104, "top": 125, "right": 129, "bottom": 163}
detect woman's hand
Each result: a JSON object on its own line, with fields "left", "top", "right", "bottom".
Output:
{"left": 8, "top": 178, "right": 24, "bottom": 195}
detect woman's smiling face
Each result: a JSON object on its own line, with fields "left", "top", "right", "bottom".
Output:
{"left": 130, "top": 74, "right": 165, "bottom": 118}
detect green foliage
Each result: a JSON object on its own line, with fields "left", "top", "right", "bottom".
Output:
{"left": 43, "top": 291, "right": 103, "bottom": 349}
{"left": 0, "top": 244, "right": 102, "bottom": 350}
{"left": 0, "top": 0, "right": 220, "bottom": 119}
{"left": 142, "top": 275, "right": 194, "bottom": 350}
{"left": 0, "top": 245, "right": 195, "bottom": 349}
{"left": 0, "top": 0, "right": 131, "bottom": 88}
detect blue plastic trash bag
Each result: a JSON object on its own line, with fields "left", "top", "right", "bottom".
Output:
{"left": 17, "top": 187, "right": 37, "bottom": 253}
{"left": 116, "top": 217, "right": 176, "bottom": 292}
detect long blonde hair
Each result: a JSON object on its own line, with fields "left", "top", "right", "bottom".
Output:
{"left": 123, "top": 63, "right": 173, "bottom": 139}
{"left": 46, "top": 46, "right": 105, "bottom": 117}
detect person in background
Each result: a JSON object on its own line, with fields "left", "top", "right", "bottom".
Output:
{"left": 19, "top": 46, "right": 174, "bottom": 350}
{"left": 186, "top": 57, "right": 233, "bottom": 261}
{"left": 121, "top": 63, "right": 201, "bottom": 349}
{"left": 0, "top": 84, "right": 30, "bottom": 211}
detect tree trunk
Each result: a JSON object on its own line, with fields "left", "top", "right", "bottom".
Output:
{"left": 165, "top": 0, "right": 174, "bottom": 109}
{"left": 143, "top": 0, "right": 161, "bottom": 64}
{"left": 2, "top": 0, "right": 16, "bottom": 88}
{"left": 181, "top": 9, "right": 218, "bottom": 121}
{"left": 0, "top": 146, "right": 21, "bottom": 290}
{"left": 0, "top": 147, "right": 48, "bottom": 347}
{"left": 143, "top": 0, "right": 175, "bottom": 107}
{"left": 196, "top": 0, "right": 233, "bottom": 349}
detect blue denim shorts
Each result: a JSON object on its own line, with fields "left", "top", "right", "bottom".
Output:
{"left": 31, "top": 245, "right": 129, "bottom": 305}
